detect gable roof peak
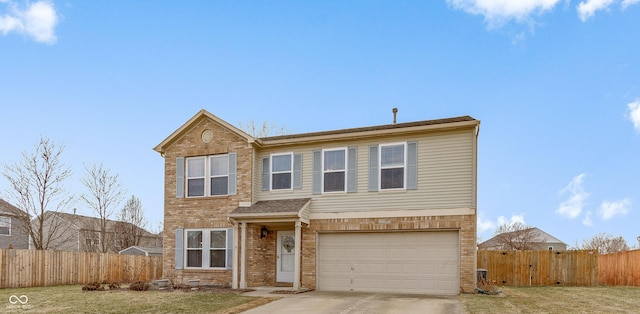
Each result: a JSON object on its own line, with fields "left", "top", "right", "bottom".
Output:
{"left": 153, "top": 109, "right": 255, "bottom": 155}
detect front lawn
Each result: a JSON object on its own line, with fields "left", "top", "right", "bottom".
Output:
{"left": 460, "top": 286, "right": 640, "bottom": 314}
{"left": 0, "top": 284, "right": 272, "bottom": 313}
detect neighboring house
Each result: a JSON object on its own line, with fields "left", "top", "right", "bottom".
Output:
{"left": 40, "top": 212, "right": 162, "bottom": 253}
{"left": 119, "top": 246, "right": 163, "bottom": 257}
{"left": 0, "top": 198, "right": 30, "bottom": 249}
{"left": 153, "top": 109, "right": 480, "bottom": 295}
{"left": 478, "top": 227, "right": 568, "bottom": 251}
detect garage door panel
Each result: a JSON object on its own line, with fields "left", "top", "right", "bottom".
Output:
{"left": 318, "top": 231, "right": 459, "bottom": 295}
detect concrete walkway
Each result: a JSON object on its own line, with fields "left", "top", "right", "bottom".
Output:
{"left": 241, "top": 288, "right": 461, "bottom": 314}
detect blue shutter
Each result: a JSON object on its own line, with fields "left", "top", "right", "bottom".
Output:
{"left": 176, "top": 157, "right": 184, "bottom": 198}
{"left": 228, "top": 153, "right": 237, "bottom": 195}
{"left": 407, "top": 142, "right": 418, "bottom": 190}
{"left": 312, "top": 150, "right": 321, "bottom": 194}
{"left": 175, "top": 228, "right": 184, "bottom": 270}
{"left": 226, "top": 228, "right": 233, "bottom": 270}
{"left": 368, "top": 145, "right": 379, "bottom": 191}
{"left": 261, "top": 157, "right": 270, "bottom": 191}
{"left": 347, "top": 147, "right": 357, "bottom": 193}
{"left": 293, "top": 153, "right": 303, "bottom": 189}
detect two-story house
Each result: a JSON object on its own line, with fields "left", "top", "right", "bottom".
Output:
{"left": 0, "top": 198, "right": 30, "bottom": 249}
{"left": 154, "top": 109, "right": 479, "bottom": 295}
{"left": 478, "top": 227, "right": 568, "bottom": 251}
{"left": 40, "top": 212, "right": 162, "bottom": 253}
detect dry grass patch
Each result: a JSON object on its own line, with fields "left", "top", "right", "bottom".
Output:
{"left": 460, "top": 286, "right": 640, "bottom": 314}
{"left": 0, "top": 284, "right": 274, "bottom": 313}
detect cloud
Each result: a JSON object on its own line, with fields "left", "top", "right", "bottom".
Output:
{"left": 477, "top": 213, "right": 525, "bottom": 237}
{"left": 477, "top": 212, "right": 496, "bottom": 233}
{"left": 556, "top": 173, "right": 589, "bottom": 219}
{"left": 0, "top": 0, "right": 57, "bottom": 44}
{"left": 628, "top": 100, "right": 640, "bottom": 133}
{"left": 497, "top": 213, "right": 526, "bottom": 226}
{"left": 577, "top": 0, "right": 640, "bottom": 20}
{"left": 577, "top": 0, "right": 614, "bottom": 21}
{"left": 582, "top": 211, "right": 593, "bottom": 226}
{"left": 599, "top": 198, "right": 631, "bottom": 220}
{"left": 622, "top": 0, "right": 640, "bottom": 9}
{"left": 446, "top": 0, "right": 562, "bottom": 28}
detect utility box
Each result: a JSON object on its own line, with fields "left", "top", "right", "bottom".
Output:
{"left": 477, "top": 268, "right": 488, "bottom": 283}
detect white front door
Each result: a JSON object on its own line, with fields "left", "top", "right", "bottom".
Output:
{"left": 276, "top": 231, "right": 295, "bottom": 283}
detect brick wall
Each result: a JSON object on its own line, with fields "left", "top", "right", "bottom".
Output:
{"left": 161, "top": 117, "right": 253, "bottom": 285}
{"left": 301, "top": 214, "right": 477, "bottom": 293}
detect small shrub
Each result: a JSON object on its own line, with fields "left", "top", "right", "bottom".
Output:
{"left": 82, "top": 282, "right": 104, "bottom": 291}
{"left": 476, "top": 279, "right": 501, "bottom": 295}
{"left": 130, "top": 280, "right": 150, "bottom": 291}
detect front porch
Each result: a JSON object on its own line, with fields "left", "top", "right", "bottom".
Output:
{"left": 228, "top": 198, "right": 311, "bottom": 291}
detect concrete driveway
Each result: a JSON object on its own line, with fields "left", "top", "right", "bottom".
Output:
{"left": 241, "top": 289, "right": 461, "bottom": 314}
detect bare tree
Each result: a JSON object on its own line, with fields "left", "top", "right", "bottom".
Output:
{"left": 80, "top": 163, "right": 126, "bottom": 253}
{"left": 490, "top": 222, "right": 543, "bottom": 250}
{"left": 238, "top": 119, "right": 287, "bottom": 137}
{"left": 115, "top": 195, "right": 148, "bottom": 250}
{"left": 2, "top": 137, "right": 75, "bottom": 250}
{"left": 580, "top": 233, "right": 629, "bottom": 254}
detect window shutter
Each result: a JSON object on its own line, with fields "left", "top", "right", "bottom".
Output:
{"left": 261, "top": 157, "right": 270, "bottom": 191}
{"left": 228, "top": 153, "right": 237, "bottom": 195}
{"left": 407, "top": 142, "right": 418, "bottom": 190}
{"left": 368, "top": 145, "right": 379, "bottom": 191}
{"left": 176, "top": 157, "right": 185, "bottom": 198}
{"left": 312, "top": 150, "right": 321, "bottom": 194}
{"left": 226, "top": 228, "right": 233, "bottom": 270}
{"left": 347, "top": 147, "right": 357, "bottom": 193}
{"left": 293, "top": 153, "right": 303, "bottom": 189}
{"left": 175, "top": 228, "right": 184, "bottom": 270}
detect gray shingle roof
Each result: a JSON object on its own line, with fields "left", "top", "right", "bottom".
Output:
{"left": 230, "top": 198, "right": 311, "bottom": 216}
{"left": 0, "top": 198, "right": 28, "bottom": 217}
{"left": 259, "top": 116, "right": 477, "bottom": 141}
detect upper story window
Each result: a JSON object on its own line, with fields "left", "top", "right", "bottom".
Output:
{"left": 184, "top": 153, "right": 236, "bottom": 198}
{"left": 271, "top": 153, "right": 293, "bottom": 190}
{"left": 380, "top": 143, "right": 406, "bottom": 190}
{"left": 262, "top": 153, "right": 302, "bottom": 191}
{"left": 323, "top": 148, "right": 346, "bottom": 193}
{"left": 185, "top": 228, "right": 231, "bottom": 269}
{"left": 210, "top": 155, "right": 230, "bottom": 195}
{"left": 313, "top": 147, "right": 357, "bottom": 194}
{"left": 0, "top": 216, "right": 10, "bottom": 236}
{"left": 187, "top": 157, "right": 206, "bottom": 197}
{"left": 368, "top": 142, "right": 417, "bottom": 192}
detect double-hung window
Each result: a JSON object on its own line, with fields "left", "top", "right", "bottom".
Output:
{"left": 185, "top": 229, "right": 231, "bottom": 269}
{"left": 210, "top": 155, "right": 229, "bottom": 196}
{"left": 380, "top": 143, "right": 406, "bottom": 190}
{"left": 186, "top": 157, "right": 206, "bottom": 197}
{"left": 0, "top": 217, "right": 10, "bottom": 235}
{"left": 261, "top": 153, "right": 302, "bottom": 191}
{"left": 271, "top": 153, "right": 293, "bottom": 190}
{"left": 185, "top": 153, "right": 236, "bottom": 197}
{"left": 323, "top": 148, "right": 346, "bottom": 192}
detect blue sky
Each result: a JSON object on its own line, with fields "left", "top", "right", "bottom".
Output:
{"left": 1, "top": 1, "right": 639, "bottom": 247}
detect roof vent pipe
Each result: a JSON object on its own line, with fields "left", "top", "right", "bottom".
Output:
{"left": 392, "top": 108, "right": 398, "bottom": 125}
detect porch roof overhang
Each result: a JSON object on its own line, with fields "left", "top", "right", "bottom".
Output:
{"left": 228, "top": 198, "right": 311, "bottom": 224}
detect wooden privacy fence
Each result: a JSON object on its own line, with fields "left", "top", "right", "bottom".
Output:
{"left": 477, "top": 250, "right": 598, "bottom": 287}
{"left": 599, "top": 249, "right": 640, "bottom": 286}
{"left": 0, "top": 249, "right": 162, "bottom": 288}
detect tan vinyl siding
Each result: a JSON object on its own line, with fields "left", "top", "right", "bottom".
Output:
{"left": 254, "top": 128, "right": 476, "bottom": 214}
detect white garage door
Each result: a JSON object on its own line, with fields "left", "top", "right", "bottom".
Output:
{"left": 317, "top": 231, "right": 459, "bottom": 295}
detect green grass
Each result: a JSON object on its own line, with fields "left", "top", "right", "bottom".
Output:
{"left": 460, "top": 286, "right": 640, "bottom": 314}
{"left": 0, "top": 285, "right": 271, "bottom": 313}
